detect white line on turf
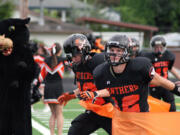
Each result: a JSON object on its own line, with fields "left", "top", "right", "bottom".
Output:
{"left": 32, "top": 110, "right": 98, "bottom": 135}
{"left": 32, "top": 119, "right": 51, "bottom": 135}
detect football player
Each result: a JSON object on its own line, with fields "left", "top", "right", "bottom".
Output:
{"left": 141, "top": 35, "right": 180, "bottom": 111}
{"left": 57, "top": 33, "right": 112, "bottom": 135}
{"left": 79, "top": 34, "right": 180, "bottom": 113}
{"left": 129, "top": 37, "right": 140, "bottom": 58}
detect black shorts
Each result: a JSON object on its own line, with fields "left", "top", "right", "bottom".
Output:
{"left": 68, "top": 110, "right": 112, "bottom": 135}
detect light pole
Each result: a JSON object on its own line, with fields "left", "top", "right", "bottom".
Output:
{"left": 20, "top": 0, "right": 29, "bottom": 18}
{"left": 39, "top": 0, "right": 45, "bottom": 25}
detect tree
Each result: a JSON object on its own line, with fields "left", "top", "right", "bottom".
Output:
{"left": 87, "top": 0, "right": 180, "bottom": 33}
{"left": 0, "top": 0, "right": 15, "bottom": 20}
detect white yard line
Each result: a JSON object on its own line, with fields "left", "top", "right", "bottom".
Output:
{"left": 32, "top": 119, "right": 51, "bottom": 135}
{"left": 32, "top": 118, "right": 98, "bottom": 135}
{"left": 32, "top": 108, "right": 98, "bottom": 135}
{"left": 175, "top": 96, "right": 180, "bottom": 99}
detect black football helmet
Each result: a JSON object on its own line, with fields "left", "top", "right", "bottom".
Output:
{"left": 129, "top": 38, "right": 140, "bottom": 57}
{"left": 150, "top": 35, "right": 166, "bottom": 56}
{"left": 63, "top": 33, "right": 91, "bottom": 64}
{"left": 105, "top": 35, "right": 130, "bottom": 66}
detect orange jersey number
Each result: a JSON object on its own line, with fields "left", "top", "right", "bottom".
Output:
{"left": 122, "top": 94, "right": 140, "bottom": 112}
{"left": 155, "top": 67, "right": 168, "bottom": 79}
{"left": 77, "top": 82, "right": 97, "bottom": 92}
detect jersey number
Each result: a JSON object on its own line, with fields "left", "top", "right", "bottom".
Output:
{"left": 112, "top": 95, "right": 140, "bottom": 112}
{"left": 155, "top": 67, "right": 168, "bottom": 79}
{"left": 77, "top": 82, "right": 97, "bottom": 91}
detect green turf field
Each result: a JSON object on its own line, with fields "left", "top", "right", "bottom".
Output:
{"left": 32, "top": 97, "right": 180, "bottom": 135}
{"left": 32, "top": 99, "right": 108, "bottom": 135}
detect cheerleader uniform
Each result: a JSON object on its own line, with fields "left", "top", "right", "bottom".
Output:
{"left": 33, "top": 55, "right": 46, "bottom": 88}
{"left": 38, "top": 56, "right": 65, "bottom": 104}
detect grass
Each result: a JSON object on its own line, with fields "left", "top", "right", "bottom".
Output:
{"left": 32, "top": 99, "right": 107, "bottom": 135}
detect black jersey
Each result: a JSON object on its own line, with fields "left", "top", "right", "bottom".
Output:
{"left": 142, "top": 50, "right": 175, "bottom": 80}
{"left": 93, "top": 57, "right": 154, "bottom": 112}
{"left": 73, "top": 52, "right": 105, "bottom": 91}
{"left": 73, "top": 52, "right": 107, "bottom": 105}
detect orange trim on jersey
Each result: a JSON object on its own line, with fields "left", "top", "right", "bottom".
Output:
{"left": 38, "top": 65, "right": 47, "bottom": 83}
{"left": 38, "top": 62, "right": 65, "bottom": 82}
{"left": 33, "top": 55, "right": 45, "bottom": 68}
{"left": 57, "top": 66, "right": 64, "bottom": 79}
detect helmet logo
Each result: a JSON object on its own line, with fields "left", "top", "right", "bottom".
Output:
{"left": 75, "top": 38, "right": 86, "bottom": 50}
{"left": 155, "top": 41, "right": 162, "bottom": 45}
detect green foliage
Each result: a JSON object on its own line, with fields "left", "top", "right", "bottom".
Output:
{"left": 115, "top": 0, "right": 155, "bottom": 25}
{"left": 33, "top": 9, "right": 59, "bottom": 18}
{"left": 0, "top": 0, "right": 15, "bottom": 20}
{"left": 87, "top": 0, "right": 180, "bottom": 33}
{"left": 31, "top": 38, "right": 47, "bottom": 46}
{"left": 118, "top": 0, "right": 180, "bottom": 32}
{"left": 69, "top": 6, "right": 106, "bottom": 23}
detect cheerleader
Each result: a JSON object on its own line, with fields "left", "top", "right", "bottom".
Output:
{"left": 38, "top": 43, "right": 66, "bottom": 135}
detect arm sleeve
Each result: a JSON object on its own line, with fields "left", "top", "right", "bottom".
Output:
{"left": 93, "top": 64, "right": 105, "bottom": 90}
{"left": 140, "top": 58, "right": 154, "bottom": 83}
{"left": 168, "top": 53, "right": 175, "bottom": 70}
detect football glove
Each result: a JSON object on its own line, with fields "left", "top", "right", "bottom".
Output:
{"left": 57, "top": 92, "right": 76, "bottom": 106}
{"left": 30, "top": 81, "right": 42, "bottom": 104}
{"left": 79, "top": 91, "right": 98, "bottom": 102}
{"left": 171, "top": 81, "right": 180, "bottom": 96}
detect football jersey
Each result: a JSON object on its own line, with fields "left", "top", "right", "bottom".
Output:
{"left": 73, "top": 52, "right": 107, "bottom": 105}
{"left": 93, "top": 57, "right": 154, "bottom": 112}
{"left": 142, "top": 50, "right": 175, "bottom": 79}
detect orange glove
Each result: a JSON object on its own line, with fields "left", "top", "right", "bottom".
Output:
{"left": 79, "top": 91, "right": 98, "bottom": 102}
{"left": 58, "top": 92, "right": 76, "bottom": 106}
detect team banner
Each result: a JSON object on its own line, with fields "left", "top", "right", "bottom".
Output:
{"left": 148, "top": 96, "right": 170, "bottom": 112}
{"left": 79, "top": 100, "right": 113, "bottom": 118}
{"left": 79, "top": 96, "right": 170, "bottom": 118}
{"left": 112, "top": 108, "right": 180, "bottom": 135}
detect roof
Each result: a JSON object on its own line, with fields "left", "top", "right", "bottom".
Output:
{"left": 28, "top": 11, "right": 92, "bottom": 34}
{"left": 27, "top": 0, "right": 91, "bottom": 10}
{"left": 76, "top": 17, "right": 159, "bottom": 32}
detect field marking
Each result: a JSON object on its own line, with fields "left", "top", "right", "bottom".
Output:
{"left": 32, "top": 119, "right": 50, "bottom": 135}
{"left": 175, "top": 96, "right": 180, "bottom": 99}
{"left": 32, "top": 118, "right": 98, "bottom": 135}
{"left": 32, "top": 109, "right": 99, "bottom": 135}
